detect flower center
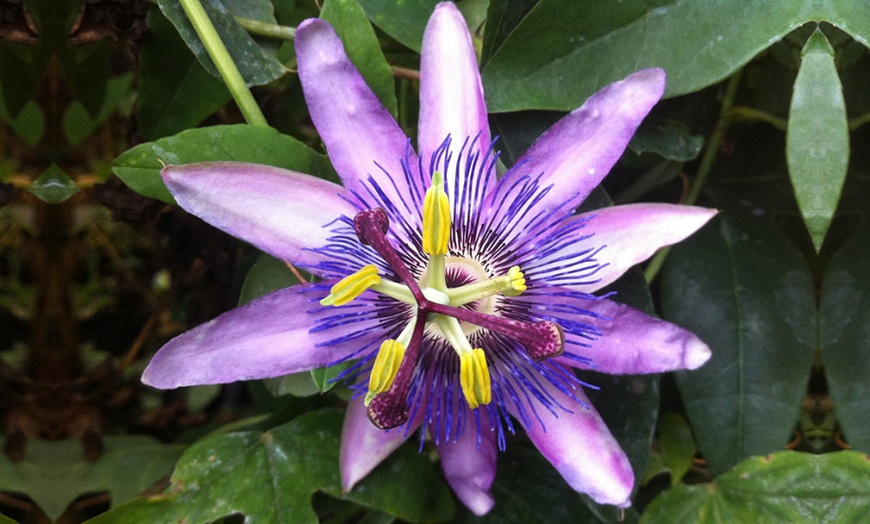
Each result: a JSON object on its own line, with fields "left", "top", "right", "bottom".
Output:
{"left": 320, "top": 171, "right": 564, "bottom": 429}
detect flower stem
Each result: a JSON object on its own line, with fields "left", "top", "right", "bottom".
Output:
{"left": 234, "top": 16, "right": 296, "bottom": 41}
{"left": 178, "top": 0, "right": 269, "bottom": 127}
{"left": 644, "top": 69, "right": 742, "bottom": 283}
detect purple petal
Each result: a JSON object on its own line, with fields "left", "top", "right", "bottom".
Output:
{"left": 528, "top": 204, "right": 717, "bottom": 293}
{"left": 142, "top": 283, "right": 385, "bottom": 389}
{"left": 485, "top": 69, "right": 665, "bottom": 235}
{"left": 162, "top": 162, "right": 354, "bottom": 271}
{"left": 419, "top": 3, "right": 493, "bottom": 199}
{"left": 296, "top": 19, "right": 422, "bottom": 207}
{"left": 340, "top": 393, "right": 415, "bottom": 491}
{"left": 521, "top": 292, "right": 712, "bottom": 374}
{"left": 434, "top": 408, "right": 497, "bottom": 516}
{"left": 514, "top": 377, "right": 634, "bottom": 507}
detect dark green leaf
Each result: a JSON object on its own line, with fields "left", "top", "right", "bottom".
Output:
{"left": 480, "top": 0, "right": 540, "bottom": 66}
{"left": 820, "top": 225, "right": 870, "bottom": 452}
{"left": 112, "top": 125, "right": 335, "bottom": 204}
{"left": 660, "top": 215, "right": 815, "bottom": 475}
{"left": 459, "top": 447, "right": 637, "bottom": 524}
{"left": 63, "top": 74, "right": 133, "bottom": 146}
{"left": 0, "top": 436, "right": 183, "bottom": 520}
{"left": 0, "top": 98, "right": 44, "bottom": 146}
{"left": 157, "top": 0, "right": 286, "bottom": 86}
{"left": 321, "top": 0, "right": 399, "bottom": 117}
{"left": 355, "top": 0, "right": 439, "bottom": 52}
{"left": 29, "top": 165, "right": 79, "bottom": 204}
{"left": 643, "top": 451, "right": 870, "bottom": 523}
{"left": 628, "top": 120, "right": 704, "bottom": 162}
{"left": 58, "top": 42, "right": 110, "bottom": 117}
{"left": 480, "top": 0, "right": 870, "bottom": 112}
{"left": 786, "top": 29, "right": 848, "bottom": 251}
{"left": 139, "top": 6, "right": 232, "bottom": 140}
{"left": 0, "top": 42, "right": 45, "bottom": 117}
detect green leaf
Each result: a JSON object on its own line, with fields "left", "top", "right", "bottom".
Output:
{"left": 28, "top": 165, "right": 79, "bottom": 204}
{"left": 90, "top": 409, "right": 454, "bottom": 523}
{"left": 112, "top": 124, "right": 335, "bottom": 203}
{"left": 0, "top": 436, "right": 184, "bottom": 520}
{"left": 157, "top": 0, "right": 286, "bottom": 87}
{"left": 628, "top": 120, "right": 704, "bottom": 162}
{"left": 355, "top": 0, "right": 438, "bottom": 52}
{"left": 480, "top": 0, "right": 540, "bottom": 66}
{"left": 0, "top": 98, "right": 44, "bottom": 146}
{"left": 659, "top": 412, "right": 696, "bottom": 485}
{"left": 786, "top": 29, "right": 848, "bottom": 251}
{"left": 64, "top": 74, "right": 133, "bottom": 146}
{"left": 480, "top": 0, "right": 870, "bottom": 112}
{"left": 139, "top": 6, "right": 232, "bottom": 140}
{"left": 322, "top": 0, "right": 399, "bottom": 118}
{"left": 643, "top": 451, "right": 870, "bottom": 523}
{"left": 238, "top": 253, "right": 299, "bottom": 306}
{"left": 660, "top": 215, "right": 815, "bottom": 475}
{"left": 820, "top": 225, "right": 870, "bottom": 453}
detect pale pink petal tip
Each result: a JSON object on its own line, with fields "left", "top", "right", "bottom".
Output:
{"left": 684, "top": 338, "right": 713, "bottom": 370}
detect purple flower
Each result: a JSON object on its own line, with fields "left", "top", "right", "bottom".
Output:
{"left": 142, "top": 2, "right": 715, "bottom": 515}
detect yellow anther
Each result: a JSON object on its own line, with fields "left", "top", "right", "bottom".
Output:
{"left": 366, "top": 339, "right": 405, "bottom": 404}
{"left": 459, "top": 348, "right": 492, "bottom": 409}
{"left": 423, "top": 171, "right": 451, "bottom": 255}
{"left": 320, "top": 264, "right": 381, "bottom": 306}
{"left": 505, "top": 266, "right": 527, "bottom": 296}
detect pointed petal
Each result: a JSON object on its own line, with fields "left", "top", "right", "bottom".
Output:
{"left": 142, "top": 284, "right": 385, "bottom": 389}
{"left": 518, "top": 291, "right": 711, "bottom": 374}
{"left": 296, "top": 19, "right": 422, "bottom": 207}
{"left": 340, "top": 393, "right": 416, "bottom": 491}
{"left": 434, "top": 409, "right": 497, "bottom": 516}
{"left": 515, "top": 379, "right": 634, "bottom": 507}
{"left": 570, "top": 296, "right": 712, "bottom": 373}
{"left": 520, "top": 204, "right": 716, "bottom": 292}
{"left": 162, "top": 162, "right": 354, "bottom": 271}
{"left": 419, "top": 3, "right": 493, "bottom": 201}
{"left": 578, "top": 204, "right": 717, "bottom": 291}
{"left": 484, "top": 69, "right": 665, "bottom": 234}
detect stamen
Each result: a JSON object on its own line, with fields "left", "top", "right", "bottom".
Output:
{"left": 366, "top": 339, "right": 405, "bottom": 404}
{"left": 320, "top": 264, "right": 381, "bottom": 306}
{"left": 447, "top": 265, "right": 527, "bottom": 306}
{"left": 423, "top": 170, "right": 450, "bottom": 256}
{"left": 460, "top": 348, "right": 492, "bottom": 409}
{"left": 506, "top": 266, "right": 527, "bottom": 295}
{"left": 354, "top": 208, "right": 425, "bottom": 304}
{"left": 367, "top": 312, "right": 427, "bottom": 429}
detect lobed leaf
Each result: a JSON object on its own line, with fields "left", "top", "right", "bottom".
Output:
{"left": 643, "top": 451, "right": 870, "bottom": 523}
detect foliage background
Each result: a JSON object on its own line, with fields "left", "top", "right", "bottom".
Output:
{"left": 1, "top": 0, "right": 870, "bottom": 522}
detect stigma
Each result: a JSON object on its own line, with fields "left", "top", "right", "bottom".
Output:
{"left": 321, "top": 171, "right": 565, "bottom": 427}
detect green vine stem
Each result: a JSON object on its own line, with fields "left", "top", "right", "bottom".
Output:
{"left": 235, "top": 17, "right": 296, "bottom": 41}
{"left": 179, "top": 0, "right": 269, "bottom": 127}
{"left": 644, "top": 69, "right": 743, "bottom": 284}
